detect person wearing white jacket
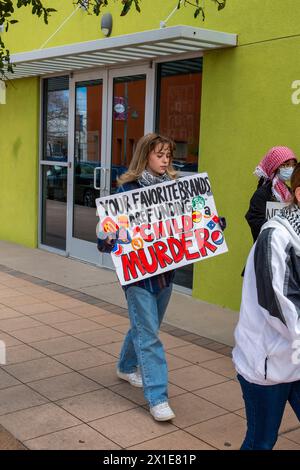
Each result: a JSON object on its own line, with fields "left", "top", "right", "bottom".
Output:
{"left": 233, "top": 162, "right": 300, "bottom": 450}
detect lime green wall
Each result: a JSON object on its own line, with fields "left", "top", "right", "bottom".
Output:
{"left": 3, "top": 0, "right": 300, "bottom": 309}
{"left": 0, "top": 77, "right": 39, "bottom": 247}
{"left": 193, "top": 36, "right": 300, "bottom": 310}
{"left": 6, "top": 0, "right": 300, "bottom": 52}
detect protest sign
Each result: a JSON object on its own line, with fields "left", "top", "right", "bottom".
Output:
{"left": 96, "top": 173, "right": 228, "bottom": 286}
{"left": 266, "top": 201, "right": 288, "bottom": 220}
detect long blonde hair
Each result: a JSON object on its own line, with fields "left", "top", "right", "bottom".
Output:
{"left": 117, "top": 133, "right": 177, "bottom": 186}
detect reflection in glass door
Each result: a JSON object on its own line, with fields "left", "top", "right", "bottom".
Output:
{"left": 73, "top": 79, "right": 103, "bottom": 243}
{"left": 41, "top": 164, "right": 68, "bottom": 250}
{"left": 110, "top": 75, "right": 146, "bottom": 194}
{"left": 156, "top": 57, "right": 203, "bottom": 290}
{"left": 69, "top": 66, "right": 153, "bottom": 265}
{"left": 41, "top": 76, "right": 69, "bottom": 251}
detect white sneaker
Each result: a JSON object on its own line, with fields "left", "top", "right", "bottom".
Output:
{"left": 150, "top": 402, "right": 175, "bottom": 421}
{"left": 116, "top": 369, "right": 143, "bottom": 388}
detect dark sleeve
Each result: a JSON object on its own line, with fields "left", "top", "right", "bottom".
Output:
{"left": 97, "top": 236, "right": 116, "bottom": 253}
{"left": 116, "top": 185, "right": 126, "bottom": 194}
{"left": 219, "top": 217, "right": 226, "bottom": 231}
{"left": 245, "top": 188, "right": 268, "bottom": 242}
{"left": 97, "top": 185, "right": 125, "bottom": 252}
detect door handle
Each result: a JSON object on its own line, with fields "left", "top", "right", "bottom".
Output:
{"left": 104, "top": 168, "right": 110, "bottom": 192}
{"left": 94, "top": 167, "right": 109, "bottom": 192}
{"left": 94, "top": 167, "right": 102, "bottom": 190}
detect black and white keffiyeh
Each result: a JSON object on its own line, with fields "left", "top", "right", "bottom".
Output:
{"left": 233, "top": 201, "right": 300, "bottom": 386}
{"left": 278, "top": 204, "right": 300, "bottom": 237}
{"left": 138, "top": 169, "right": 171, "bottom": 187}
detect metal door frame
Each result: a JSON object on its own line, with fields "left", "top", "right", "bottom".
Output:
{"left": 67, "top": 63, "right": 154, "bottom": 266}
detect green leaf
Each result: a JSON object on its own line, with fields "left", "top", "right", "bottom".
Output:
{"left": 194, "top": 6, "right": 205, "bottom": 20}
{"left": 121, "top": 0, "right": 133, "bottom": 16}
{"left": 211, "top": 0, "right": 227, "bottom": 11}
{"left": 134, "top": 0, "right": 141, "bottom": 13}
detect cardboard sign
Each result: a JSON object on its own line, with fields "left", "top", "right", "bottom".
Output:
{"left": 96, "top": 173, "right": 228, "bottom": 286}
{"left": 266, "top": 201, "right": 288, "bottom": 220}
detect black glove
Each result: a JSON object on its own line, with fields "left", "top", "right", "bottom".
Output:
{"left": 219, "top": 216, "right": 227, "bottom": 231}
{"left": 97, "top": 233, "right": 116, "bottom": 253}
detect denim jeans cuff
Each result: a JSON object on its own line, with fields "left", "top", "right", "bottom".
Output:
{"left": 117, "top": 366, "right": 137, "bottom": 374}
{"left": 149, "top": 398, "right": 168, "bottom": 407}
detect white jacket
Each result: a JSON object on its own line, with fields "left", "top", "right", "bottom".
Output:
{"left": 233, "top": 209, "right": 300, "bottom": 385}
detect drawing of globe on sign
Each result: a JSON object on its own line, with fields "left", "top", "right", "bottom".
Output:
{"left": 192, "top": 196, "right": 206, "bottom": 211}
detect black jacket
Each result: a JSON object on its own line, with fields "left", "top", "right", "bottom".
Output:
{"left": 245, "top": 181, "right": 274, "bottom": 242}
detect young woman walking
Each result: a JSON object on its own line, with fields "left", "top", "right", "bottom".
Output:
{"left": 98, "top": 133, "right": 177, "bottom": 421}
{"left": 233, "top": 162, "right": 300, "bottom": 449}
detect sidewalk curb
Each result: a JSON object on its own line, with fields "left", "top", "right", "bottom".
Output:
{"left": 0, "top": 424, "right": 26, "bottom": 450}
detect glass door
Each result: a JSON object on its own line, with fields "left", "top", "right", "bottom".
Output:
{"left": 40, "top": 76, "right": 69, "bottom": 253}
{"left": 109, "top": 74, "right": 146, "bottom": 194}
{"left": 101, "top": 65, "right": 154, "bottom": 268}
{"left": 155, "top": 57, "right": 203, "bottom": 290}
{"left": 68, "top": 65, "right": 154, "bottom": 266}
{"left": 68, "top": 70, "right": 107, "bottom": 264}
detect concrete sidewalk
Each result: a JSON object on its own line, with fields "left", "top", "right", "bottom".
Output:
{"left": 0, "top": 241, "right": 237, "bottom": 346}
{"left": 0, "top": 245, "right": 299, "bottom": 449}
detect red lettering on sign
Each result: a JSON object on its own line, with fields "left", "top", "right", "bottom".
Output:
{"left": 138, "top": 246, "right": 158, "bottom": 274}
{"left": 121, "top": 251, "right": 146, "bottom": 282}
{"left": 168, "top": 238, "right": 185, "bottom": 263}
{"left": 194, "top": 228, "right": 217, "bottom": 256}
{"left": 152, "top": 241, "right": 173, "bottom": 269}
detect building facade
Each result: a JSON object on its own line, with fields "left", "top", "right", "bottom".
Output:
{"left": 1, "top": 0, "right": 299, "bottom": 311}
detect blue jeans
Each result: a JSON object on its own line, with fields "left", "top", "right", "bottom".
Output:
{"left": 238, "top": 374, "right": 300, "bottom": 450}
{"left": 118, "top": 285, "right": 173, "bottom": 407}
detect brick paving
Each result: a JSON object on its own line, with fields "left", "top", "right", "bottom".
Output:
{"left": 0, "top": 265, "right": 299, "bottom": 450}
